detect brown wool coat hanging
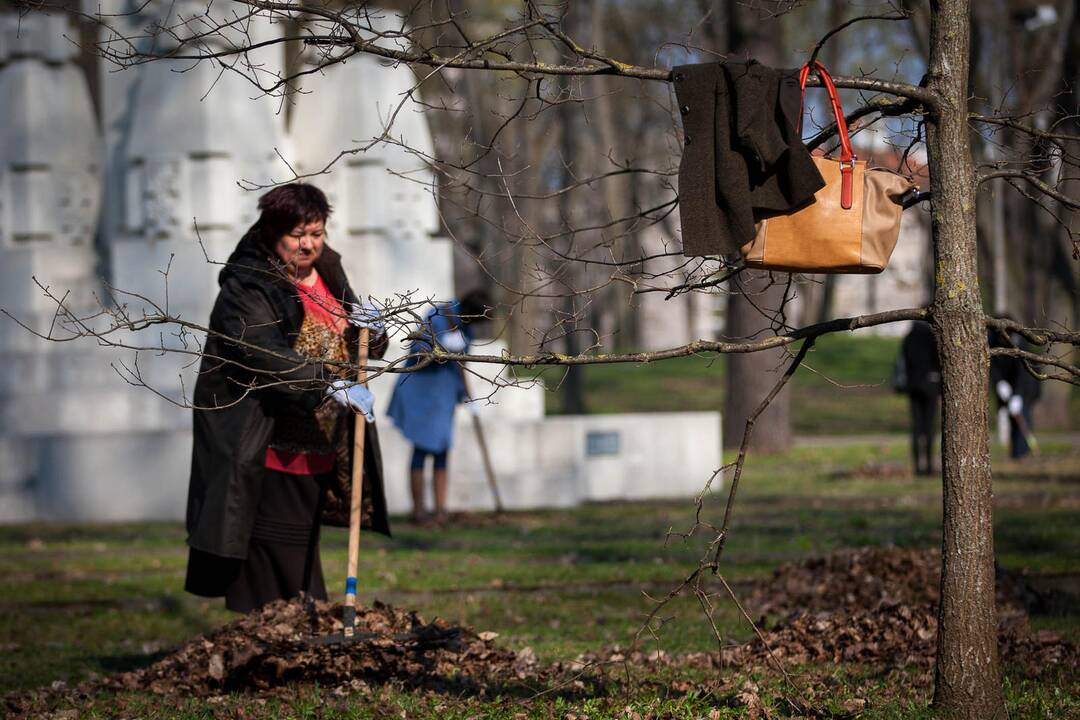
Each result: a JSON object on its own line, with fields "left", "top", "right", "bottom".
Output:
{"left": 673, "top": 59, "right": 826, "bottom": 257}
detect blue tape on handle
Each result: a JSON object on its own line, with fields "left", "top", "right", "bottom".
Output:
{"left": 345, "top": 576, "right": 357, "bottom": 595}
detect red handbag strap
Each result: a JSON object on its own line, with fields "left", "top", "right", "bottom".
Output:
{"left": 798, "top": 61, "right": 856, "bottom": 208}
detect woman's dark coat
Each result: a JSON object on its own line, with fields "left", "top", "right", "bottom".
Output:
{"left": 186, "top": 230, "right": 390, "bottom": 561}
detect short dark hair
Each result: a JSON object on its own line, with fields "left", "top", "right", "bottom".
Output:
{"left": 458, "top": 288, "right": 492, "bottom": 324}
{"left": 254, "top": 183, "right": 332, "bottom": 246}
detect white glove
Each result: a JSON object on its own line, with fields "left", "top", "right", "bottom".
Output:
{"left": 326, "top": 380, "right": 376, "bottom": 423}
{"left": 995, "top": 380, "right": 1013, "bottom": 403}
{"left": 348, "top": 301, "right": 385, "bottom": 334}
{"left": 437, "top": 328, "right": 467, "bottom": 353}
{"left": 1008, "top": 395, "right": 1023, "bottom": 417}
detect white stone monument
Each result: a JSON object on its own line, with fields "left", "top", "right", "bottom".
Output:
{"left": 0, "top": 14, "right": 106, "bottom": 520}
{"left": 0, "top": 6, "right": 723, "bottom": 522}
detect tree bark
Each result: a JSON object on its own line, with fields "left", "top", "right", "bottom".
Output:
{"left": 724, "top": 272, "right": 793, "bottom": 451}
{"left": 926, "top": 2, "right": 1007, "bottom": 717}
{"left": 721, "top": 3, "right": 793, "bottom": 452}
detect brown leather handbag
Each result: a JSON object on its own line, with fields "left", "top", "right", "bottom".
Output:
{"left": 741, "top": 61, "right": 917, "bottom": 274}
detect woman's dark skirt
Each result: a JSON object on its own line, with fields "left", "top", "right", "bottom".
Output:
{"left": 185, "top": 470, "right": 328, "bottom": 613}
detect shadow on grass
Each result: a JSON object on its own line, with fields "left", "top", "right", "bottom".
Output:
{"left": 93, "top": 649, "right": 173, "bottom": 675}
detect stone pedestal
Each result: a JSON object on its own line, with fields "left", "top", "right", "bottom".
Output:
{"left": 0, "top": 13, "right": 105, "bottom": 519}
{"left": 376, "top": 339, "right": 723, "bottom": 515}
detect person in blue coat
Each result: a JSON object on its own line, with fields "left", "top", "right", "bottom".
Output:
{"left": 387, "top": 289, "right": 491, "bottom": 524}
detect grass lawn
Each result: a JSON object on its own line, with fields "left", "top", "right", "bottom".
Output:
{"left": 2, "top": 439, "right": 1078, "bottom": 718}
{"left": 520, "top": 333, "right": 1079, "bottom": 435}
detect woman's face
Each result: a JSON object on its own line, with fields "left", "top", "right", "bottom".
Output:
{"left": 274, "top": 219, "right": 325, "bottom": 274}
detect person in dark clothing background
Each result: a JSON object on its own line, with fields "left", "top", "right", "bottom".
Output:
{"left": 184, "top": 183, "right": 392, "bottom": 613}
{"left": 895, "top": 321, "right": 941, "bottom": 476}
{"left": 989, "top": 324, "right": 1042, "bottom": 459}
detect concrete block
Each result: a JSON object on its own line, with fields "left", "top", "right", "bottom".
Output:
{"left": 34, "top": 429, "right": 192, "bottom": 521}
{"left": 378, "top": 409, "right": 723, "bottom": 517}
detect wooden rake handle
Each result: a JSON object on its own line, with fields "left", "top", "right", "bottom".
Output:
{"left": 461, "top": 370, "right": 504, "bottom": 513}
{"left": 342, "top": 326, "right": 369, "bottom": 637}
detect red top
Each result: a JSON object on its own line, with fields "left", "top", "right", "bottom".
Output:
{"left": 264, "top": 272, "right": 347, "bottom": 475}
{"left": 294, "top": 272, "right": 348, "bottom": 334}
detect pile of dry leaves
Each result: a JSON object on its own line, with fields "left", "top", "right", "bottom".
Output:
{"left": 102, "top": 599, "right": 538, "bottom": 697}
{"left": 568, "top": 547, "right": 1075, "bottom": 680}
{"left": 739, "top": 547, "right": 1074, "bottom": 676}
{"left": 745, "top": 546, "right": 1033, "bottom": 619}
{"left": 5, "top": 546, "right": 1075, "bottom": 713}
{"left": 4, "top": 599, "right": 539, "bottom": 716}
{"left": 746, "top": 546, "right": 944, "bottom": 617}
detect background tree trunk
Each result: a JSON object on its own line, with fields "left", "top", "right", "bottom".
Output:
{"left": 588, "top": 0, "right": 641, "bottom": 351}
{"left": 559, "top": 72, "right": 587, "bottom": 415}
{"left": 721, "top": 3, "right": 793, "bottom": 452}
{"left": 926, "top": 2, "right": 1007, "bottom": 716}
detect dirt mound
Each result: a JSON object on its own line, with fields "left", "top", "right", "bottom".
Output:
{"left": 103, "top": 598, "right": 537, "bottom": 697}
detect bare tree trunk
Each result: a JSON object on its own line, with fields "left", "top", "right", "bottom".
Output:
{"left": 721, "top": 4, "right": 793, "bottom": 452}
{"left": 725, "top": 272, "right": 794, "bottom": 451}
{"left": 557, "top": 70, "right": 588, "bottom": 414}
{"left": 1054, "top": 0, "right": 1080, "bottom": 429}
{"left": 926, "top": 2, "right": 1006, "bottom": 717}
{"left": 506, "top": 101, "right": 535, "bottom": 354}
{"left": 588, "top": 0, "right": 641, "bottom": 350}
